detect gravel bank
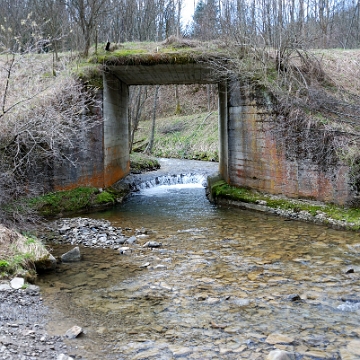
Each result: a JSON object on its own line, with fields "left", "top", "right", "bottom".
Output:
{"left": 0, "top": 283, "right": 73, "bottom": 360}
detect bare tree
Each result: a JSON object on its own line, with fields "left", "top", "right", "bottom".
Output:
{"left": 66, "top": 0, "right": 109, "bottom": 56}
{"left": 145, "top": 85, "right": 160, "bottom": 154}
{"left": 129, "top": 86, "right": 149, "bottom": 152}
{"left": 0, "top": 47, "right": 98, "bottom": 225}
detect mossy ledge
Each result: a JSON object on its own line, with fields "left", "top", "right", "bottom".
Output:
{"left": 208, "top": 175, "right": 360, "bottom": 231}
{"left": 28, "top": 155, "right": 159, "bottom": 217}
{"left": 88, "top": 40, "right": 228, "bottom": 66}
{"left": 29, "top": 187, "right": 127, "bottom": 217}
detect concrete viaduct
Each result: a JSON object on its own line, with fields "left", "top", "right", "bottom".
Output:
{"left": 53, "top": 56, "right": 352, "bottom": 206}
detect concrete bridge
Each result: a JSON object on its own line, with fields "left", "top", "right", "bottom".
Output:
{"left": 53, "top": 50, "right": 352, "bottom": 206}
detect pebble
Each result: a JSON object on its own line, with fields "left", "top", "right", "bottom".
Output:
{"left": 48, "top": 218, "right": 138, "bottom": 250}
{"left": 266, "top": 350, "right": 295, "bottom": 360}
{"left": 65, "top": 325, "right": 83, "bottom": 339}
{"left": 143, "top": 241, "right": 162, "bottom": 248}
{"left": 265, "top": 334, "right": 295, "bottom": 345}
{"left": 119, "top": 247, "right": 131, "bottom": 255}
{"left": 0, "top": 286, "right": 68, "bottom": 359}
{"left": 10, "top": 277, "right": 24, "bottom": 290}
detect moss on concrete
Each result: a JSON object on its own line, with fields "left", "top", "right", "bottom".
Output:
{"left": 73, "top": 62, "right": 103, "bottom": 88}
{"left": 209, "top": 178, "right": 360, "bottom": 230}
{"left": 86, "top": 40, "right": 227, "bottom": 67}
{"left": 29, "top": 186, "right": 127, "bottom": 217}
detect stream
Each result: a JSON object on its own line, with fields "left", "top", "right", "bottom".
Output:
{"left": 38, "top": 160, "right": 360, "bottom": 359}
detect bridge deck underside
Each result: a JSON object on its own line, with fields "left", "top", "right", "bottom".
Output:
{"left": 107, "top": 63, "right": 217, "bottom": 85}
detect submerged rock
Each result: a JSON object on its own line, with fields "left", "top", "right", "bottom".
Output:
{"left": 34, "top": 254, "right": 57, "bottom": 272}
{"left": 266, "top": 350, "right": 295, "bottom": 360}
{"left": 143, "top": 241, "right": 162, "bottom": 248}
{"left": 57, "top": 354, "right": 74, "bottom": 360}
{"left": 265, "top": 333, "right": 295, "bottom": 345}
{"left": 61, "top": 247, "right": 81, "bottom": 263}
{"left": 285, "top": 294, "right": 302, "bottom": 302}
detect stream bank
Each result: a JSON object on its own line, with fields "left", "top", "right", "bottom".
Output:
{"left": 3, "top": 158, "right": 360, "bottom": 360}
{"left": 0, "top": 284, "right": 71, "bottom": 360}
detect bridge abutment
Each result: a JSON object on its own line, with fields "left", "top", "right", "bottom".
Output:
{"left": 103, "top": 72, "right": 130, "bottom": 187}
{"left": 50, "top": 61, "right": 354, "bottom": 206}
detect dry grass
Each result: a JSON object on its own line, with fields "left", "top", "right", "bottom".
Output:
{"left": 315, "top": 49, "right": 360, "bottom": 96}
{"left": 0, "top": 225, "right": 49, "bottom": 279}
{"left": 0, "top": 226, "right": 47, "bottom": 259}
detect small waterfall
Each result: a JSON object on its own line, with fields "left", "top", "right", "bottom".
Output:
{"left": 132, "top": 173, "right": 207, "bottom": 191}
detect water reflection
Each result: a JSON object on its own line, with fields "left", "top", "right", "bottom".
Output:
{"left": 39, "top": 183, "right": 360, "bottom": 359}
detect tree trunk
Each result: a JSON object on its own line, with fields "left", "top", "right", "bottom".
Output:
{"left": 174, "top": 85, "right": 181, "bottom": 114}
{"left": 145, "top": 85, "right": 160, "bottom": 155}
{"left": 129, "top": 86, "right": 147, "bottom": 152}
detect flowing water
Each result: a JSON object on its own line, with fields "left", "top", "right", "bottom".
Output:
{"left": 39, "top": 175, "right": 360, "bottom": 359}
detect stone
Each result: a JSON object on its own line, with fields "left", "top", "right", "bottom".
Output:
{"left": 143, "top": 241, "right": 162, "bottom": 248}
{"left": 132, "top": 348, "right": 162, "bottom": 360}
{"left": 119, "top": 247, "right": 131, "bottom": 255}
{"left": 285, "top": 294, "right": 302, "bottom": 301}
{"left": 0, "top": 283, "right": 12, "bottom": 291}
{"left": 126, "top": 236, "right": 137, "bottom": 244}
{"left": 57, "top": 354, "right": 74, "bottom": 360}
{"left": 10, "top": 277, "right": 24, "bottom": 290}
{"left": 115, "top": 237, "right": 126, "bottom": 244}
{"left": 340, "top": 348, "right": 359, "bottom": 360}
{"left": 169, "top": 345, "right": 193, "bottom": 357}
{"left": 266, "top": 350, "right": 295, "bottom": 360}
{"left": 98, "top": 236, "right": 107, "bottom": 242}
{"left": 59, "top": 226, "right": 71, "bottom": 234}
{"left": 34, "top": 254, "right": 57, "bottom": 271}
{"left": 248, "top": 271, "right": 262, "bottom": 280}
{"left": 64, "top": 325, "right": 83, "bottom": 339}
{"left": 265, "top": 333, "right": 295, "bottom": 345}
{"left": 61, "top": 247, "right": 81, "bottom": 263}
{"left": 347, "top": 340, "right": 360, "bottom": 355}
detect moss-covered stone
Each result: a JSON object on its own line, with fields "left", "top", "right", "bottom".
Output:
{"left": 208, "top": 176, "right": 360, "bottom": 230}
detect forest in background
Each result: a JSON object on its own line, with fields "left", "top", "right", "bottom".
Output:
{"left": 1, "top": 0, "right": 360, "bottom": 57}
{"left": 1, "top": 0, "right": 360, "bottom": 226}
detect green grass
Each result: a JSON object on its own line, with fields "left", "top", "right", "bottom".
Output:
{"left": 130, "top": 153, "right": 160, "bottom": 173}
{"left": 134, "top": 112, "right": 219, "bottom": 161}
{"left": 0, "top": 260, "right": 9, "bottom": 271}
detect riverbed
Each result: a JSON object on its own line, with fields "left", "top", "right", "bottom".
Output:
{"left": 38, "top": 160, "right": 360, "bottom": 359}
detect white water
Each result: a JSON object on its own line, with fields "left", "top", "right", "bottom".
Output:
{"left": 138, "top": 182, "right": 204, "bottom": 196}
{"left": 133, "top": 173, "right": 207, "bottom": 191}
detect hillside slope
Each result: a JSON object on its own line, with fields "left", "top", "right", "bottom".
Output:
{"left": 133, "top": 111, "right": 219, "bottom": 161}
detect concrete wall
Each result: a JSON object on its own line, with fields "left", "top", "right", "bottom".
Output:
{"left": 225, "top": 79, "right": 352, "bottom": 205}
{"left": 52, "top": 73, "right": 130, "bottom": 190}
{"left": 52, "top": 91, "right": 105, "bottom": 191}
{"left": 103, "top": 72, "right": 130, "bottom": 187}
